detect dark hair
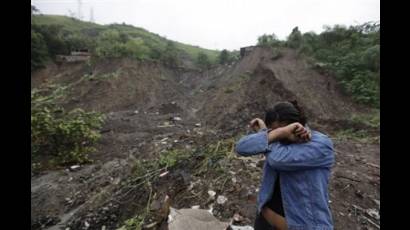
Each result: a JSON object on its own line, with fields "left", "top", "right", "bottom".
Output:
{"left": 264, "top": 100, "right": 307, "bottom": 127}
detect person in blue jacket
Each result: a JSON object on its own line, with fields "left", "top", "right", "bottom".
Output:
{"left": 235, "top": 101, "right": 335, "bottom": 230}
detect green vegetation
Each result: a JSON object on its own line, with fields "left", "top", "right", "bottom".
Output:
{"left": 31, "top": 14, "right": 219, "bottom": 71}
{"left": 257, "top": 33, "right": 284, "bottom": 47}
{"left": 118, "top": 139, "right": 236, "bottom": 228}
{"left": 31, "top": 90, "right": 104, "bottom": 169}
{"left": 257, "top": 22, "right": 380, "bottom": 108}
{"left": 296, "top": 23, "right": 380, "bottom": 107}
{"left": 218, "top": 49, "right": 240, "bottom": 64}
{"left": 196, "top": 52, "right": 212, "bottom": 69}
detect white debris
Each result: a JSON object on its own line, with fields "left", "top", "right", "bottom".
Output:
{"left": 195, "top": 123, "right": 201, "bottom": 127}
{"left": 328, "top": 200, "right": 332, "bottom": 204}
{"left": 208, "top": 190, "right": 216, "bottom": 199}
{"left": 134, "top": 110, "right": 139, "bottom": 114}
{"left": 68, "top": 177, "right": 73, "bottom": 182}
{"left": 366, "top": 208, "right": 380, "bottom": 220}
{"left": 231, "top": 177, "right": 237, "bottom": 183}
{"left": 171, "top": 101, "right": 176, "bottom": 105}
{"left": 160, "top": 171, "right": 169, "bottom": 177}
{"left": 84, "top": 221, "right": 90, "bottom": 228}
{"left": 101, "top": 226, "right": 106, "bottom": 230}
{"left": 174, "top": 140, "right": 179, "bottom": 143}
{"left": 173, "top": 117, "right": 182, "bottom": 121}
{"left": 191, "top": 205, "right": 200, "bottom": 209}
{"left": 208, "top": 204, "right": 214, "bottom": 214}
{"left": 233, "top": 213, "right": 243, "bottom": 222}
{"left": 168, "top": 207, "right": 229, "bottom": 230}
{"left": 70, "top": 165, "right": 81, "bottom": 171}
{"left": 230, "top": 225, "right": 254, "bottom": 230}
{"left": 217, "top": 195, "right": 228, "bottom": 205}
{"left": 159, "top": 137, "right": 169, "bottom": 142}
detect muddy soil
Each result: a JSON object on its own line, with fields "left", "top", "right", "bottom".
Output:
{"left": 31, "top": 47, "right": 380, "bottom": 230}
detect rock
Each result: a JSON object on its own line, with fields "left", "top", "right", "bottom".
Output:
{"left": 366, "top": 208, "right": 380, "bottom": 220}
{"left": 217, "top": 195, "right": 227, "bottom": 205}
{"left": 101, "top": 226, "right": 106, "bottom": 230}
{"left": 84, "top": 221, "right": 90, "bottom": 228}
{"left": 355, "top": 190, "right": 364, "bottom": 198}
{"left": 231, "top": 177, "right": 237, "bottom": 184}
{"left": 168, "top": 207, "right": 230, "bottom": 230}
{"left": 69, "top": 165, "right": 81, "bottom": 171}
{"left": 208, "top": 190, "right": 216, "bottom": 199}
{"left": 233, "top": 213, "right": 244, "bottom": 222}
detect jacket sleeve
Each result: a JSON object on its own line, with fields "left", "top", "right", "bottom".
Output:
{"left": 235, "top": 128, "right": 270, "bottom": 156}
{"left": 265, "top": 135, "right": 334, "bottom": 171}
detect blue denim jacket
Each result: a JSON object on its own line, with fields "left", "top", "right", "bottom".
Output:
{"left": 235, "top": 128, "right": 335, "bottom": 230}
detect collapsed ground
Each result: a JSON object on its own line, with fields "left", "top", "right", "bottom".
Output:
{"left": 31, "top": 47, "right": 380, "bottom": 230}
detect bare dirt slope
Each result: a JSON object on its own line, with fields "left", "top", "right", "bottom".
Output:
{"left": 31, "top": 47, "right": 380, "bottom": 230}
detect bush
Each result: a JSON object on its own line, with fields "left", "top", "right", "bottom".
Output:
{"left": 219, "top": 49, "right": 229, "bottom": 64}
{"left": 287, "top": 27, "right": 303, "bottom": 48}
{"left": 161, "top": 41, "right": 180, "bottom": 66}
{"left": 257, "top": 33, "right": 283, "bottom": 47}
{"left": 31, "top": 30, "right": 49, "bottom": 71}
{"left": 196, "top": 52, "right": 211, "bottom": 69}
{"left": 294, "top": 22, "right": 380, "bottom": 107}
{"left": 31, "top": 91, "right": 104, "bottom": 167}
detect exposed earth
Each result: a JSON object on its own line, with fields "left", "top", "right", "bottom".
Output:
{"left": 31, "top": 47, "right": 380, "bottom": 230}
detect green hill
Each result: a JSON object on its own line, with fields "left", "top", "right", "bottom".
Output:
{"left": 31, "top": 14, "right": 219, "bottom": 70}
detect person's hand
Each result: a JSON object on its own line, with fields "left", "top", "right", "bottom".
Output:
{"left": 273, "top": 122, "right": 311, "bottom": 142}
{"left": 249, "top": 118, "right": 267, "bottom": 132}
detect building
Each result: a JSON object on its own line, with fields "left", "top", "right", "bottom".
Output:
{"left": 56, "top": 49, "right": 91, "bottom": 63}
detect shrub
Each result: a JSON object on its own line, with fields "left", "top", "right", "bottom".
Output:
{"left": 196, "top": 52, "right": 211, "bottom": 69}
{"left": 31, "top": 91, "right": 104, "bottom": 167}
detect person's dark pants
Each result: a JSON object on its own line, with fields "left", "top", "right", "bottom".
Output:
{"left": 254, "top": 212, "right": 276, "bottom": 230}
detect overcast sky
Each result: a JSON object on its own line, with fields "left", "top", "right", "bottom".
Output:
{"left": 31, "top": 0, "right": 380, "bottom": 51}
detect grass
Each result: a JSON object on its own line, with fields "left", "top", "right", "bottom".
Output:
{"left": 351, "top": 110, "right": 380, "bottom": 129}
{"left": 32, "top": 14, "right": 219, "bottom": 63}
{"left": 32, "top": 15, "right": 103, "bottom": 32}
{"left": 117, "top": 139, "right": 237, "bottom": 228}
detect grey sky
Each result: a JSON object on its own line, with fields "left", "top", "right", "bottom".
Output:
{"left": 31, "top": 0, "right": 380, "bottom": 51}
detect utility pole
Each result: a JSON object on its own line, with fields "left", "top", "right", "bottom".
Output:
{"left": 77, "top": 0, "right": 83, "bottom": 20}
{"left": 90, "top": 7, "right": 94, "bottom": 22}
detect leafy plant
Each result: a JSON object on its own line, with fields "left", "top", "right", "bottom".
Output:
{"left": 31, "top": 90, "right": 104, "bottom": 167}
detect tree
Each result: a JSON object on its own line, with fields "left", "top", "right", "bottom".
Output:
{"left": 219, "top": 49, "right": 229, "bottom": 64}
{"left": 31, "top": 30, "right": 49, "bottom": 71}
{"left": 31, "top": 5, "right": 39, "bottom": 16}
{"left": 257, "top": 33, "right": 280, "bottom": 47}
{"left": 33, "top": 24, "right": 69, "bottom": 56}
{"left": 161, "top": 41, "right": 180, "bottom": 66}
{"left": 196, "top": 52, "right": 211, "bottom": 69}
{"left": 287, "top": 27, "right": 303, "bottom": 48}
